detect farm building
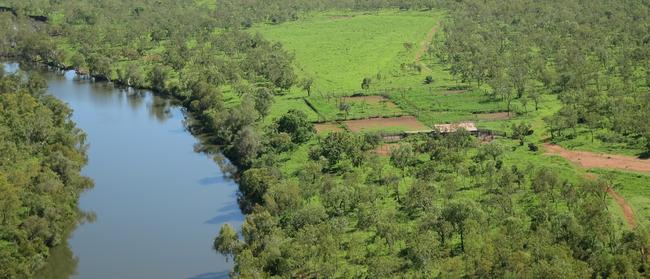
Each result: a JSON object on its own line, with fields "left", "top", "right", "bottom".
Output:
{"left": 434, "top": 122, "right": 478, "bottom": 134}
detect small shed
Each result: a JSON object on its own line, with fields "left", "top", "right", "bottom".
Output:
{"left": 434, "top": 122, "right": 478, "bottom": 134}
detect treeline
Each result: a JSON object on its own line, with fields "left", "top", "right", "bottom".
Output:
{"left": 0, "top": 71, "right": 93, "bottom": 278}
{"left": 217, "top": 121, "right": 650, "bottom": 277}
{"left": 0, "top": 0, "right": 296, "bottom": 152}
{"left": 213, "top": 0, "right": 438, "bottom": 27}
{"left": 436, "top": 0, "right": 650, "bottom": 152}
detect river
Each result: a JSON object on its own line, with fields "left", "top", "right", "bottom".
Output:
{"left": 4, "top": 63, "right": 243, "bottom": 279}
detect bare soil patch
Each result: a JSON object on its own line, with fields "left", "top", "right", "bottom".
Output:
{"left": 477, "top": 112, "right": 511, "bottom": 121}
{"left": 341, "top": 96, "right": 398, "bottom": 108}
{"left": 375, "top": 143, "right": 401, "bottom": 156}
{"left": 445, "top": 90, "right": 466, "bottom": 95}
{"left": 344, "top": 116, "right": 428, "bottom": 133}
{"left": 314, "top": 123, "right": 344, "bottom": 134}
{"left": 544, "top": 144, "right": 650, "bottom": 173}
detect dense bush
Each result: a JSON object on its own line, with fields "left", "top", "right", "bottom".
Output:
{"left": 0, "top": 73, "right": 92, "bottom": 278}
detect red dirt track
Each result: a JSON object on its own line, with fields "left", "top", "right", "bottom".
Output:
{"left": 544, "top": 144, "right": 650, "bottom": 173}
{"left": 477, "top": 112, "right": 511, "bottom": 121}
{"left": 607, "top": 187, "right": 637, "bottom": 228}
{"left": 546, "top": 144, "right": 649, "bottom": 228}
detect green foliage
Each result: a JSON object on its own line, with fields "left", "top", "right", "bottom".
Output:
{"left": 0, "top": 73, "right": 91, "bottom": 277}
{"left": 440, "top": 0, "right": 650, "bottom": 152}
{"left": 274, "top": 109, "right": 315, "bottom": 144}
{"left": 510, "top": 122, "right": 533, "bottom": 146}
{"left": 214, "top": 224, "right": 241, "bottom": 262}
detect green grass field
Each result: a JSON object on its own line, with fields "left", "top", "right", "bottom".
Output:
{"left": 252, "top": 10, "right": 443, "bottom": 93}
{"left": 306, "top": 95, "right": 404, "bottom": 121}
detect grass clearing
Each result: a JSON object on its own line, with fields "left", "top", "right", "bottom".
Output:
{"left": 252, "top": 10, "right": 443, "bottom": 93}
{"left": 306, "top": 95, "right": 404, "bottom": 121}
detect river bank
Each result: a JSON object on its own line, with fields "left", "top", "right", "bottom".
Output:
{"left": 6, "top": 63, "right": 244, "bottom": 279}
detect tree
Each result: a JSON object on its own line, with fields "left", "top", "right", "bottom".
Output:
{"left": 253, "top": 88, "right": 273, "bottom": 119}
{"left": 310, "top": 132, "right": 363, "bottom": 168}
{"left": 214, "top": 224, "right": 241, "bottom": 261}
{"left": 442, "top": 200, "right": 478, "bottom": 252}
{"left": 390, "top": 144, "right": 414, "bottom": 176}
{"left": 87, "top": 54, "right": 112, "bottom": 80}
{"left": 275, "top": 109, "right": 315, "bottom": 143}
{"left": 233, "top": 126, "right": 261, "bottom": 167}
{"left": 510, "top": 122, "right": 533, "bottom": 146}
{"left": 239, "top": 168, "right": 278, "bottom": 208}
{"left": 338, "top": 102, "right": 351, "bottom": 119}
{"left": 148, "top": 65, "right": 169, "bottom": 93}
{"left": 361, "top": 77, "right": 371, "bottom": 91}
{"left": 302, "top": 78, "right": 313, "bottom": 96}
{"left": 529, "top": 89, "right": 542, "bottom": 111}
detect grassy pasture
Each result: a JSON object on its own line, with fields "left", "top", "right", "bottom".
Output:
{"left": 252, "top": 10, "right": 442, "bottom": 93}
{"left": 306, "top": 95, "right": 404, "bottom": 121}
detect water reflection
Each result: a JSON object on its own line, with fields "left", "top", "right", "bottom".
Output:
{"left": 23, "top": 64, "right": 243, "bottom": 279}
{"left": 36, "top": 212, "right": 96, "bottom": 279}
{"left": 148, "top": 93, "right": 173, "bottom": 123}
{"left": 36, "top": 244, "right": 79, "bottom": 279}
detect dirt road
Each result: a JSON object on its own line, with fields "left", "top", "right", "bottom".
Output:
{"left": 544, "top": 144, "right": 650, "bottom": 173}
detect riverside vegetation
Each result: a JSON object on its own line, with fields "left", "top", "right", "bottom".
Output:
{"left": 1, "top": 0, "right": 650, "bottom": 278}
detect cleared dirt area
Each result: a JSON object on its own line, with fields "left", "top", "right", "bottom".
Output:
{"left": 477, "top": 112, "right": 511, "bottom": 121}
{"left": 315, "top": 123, "right": 344, "bottom": 134}
{"left": 344, "top": 116, "right": 428, "bottom": 133}
{"left": 375, "top": 143, "right": 401, "bottom": 156}
{"left": 341, "top": 95, "right": 400, "bottom": 110}
{"left": 544, "top": 144, "right": 650, "bottom": 173}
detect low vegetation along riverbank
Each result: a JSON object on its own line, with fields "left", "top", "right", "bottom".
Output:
{"left": 2, "top": 0, "right": 650, "bottom": 278}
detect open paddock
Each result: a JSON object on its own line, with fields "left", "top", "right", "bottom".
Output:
{"left": 343, "top": 116, "right": 428, "bottom": 133}
{"left": 314, "top": 123, "right": 345, "bottom": 134}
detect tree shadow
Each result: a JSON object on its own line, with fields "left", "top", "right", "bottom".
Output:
{"left": 198, "top": 176, "right": 226, "bottom": 186}
{"left": 205, "top": 203, "right": 243, "bottom": 225}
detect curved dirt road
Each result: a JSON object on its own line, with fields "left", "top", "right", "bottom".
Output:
{"left": 545, "top": 144, "right": 648, "bottom": 228}
{"left": 544, "top": 144, "right": 650, "bottom": 173}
